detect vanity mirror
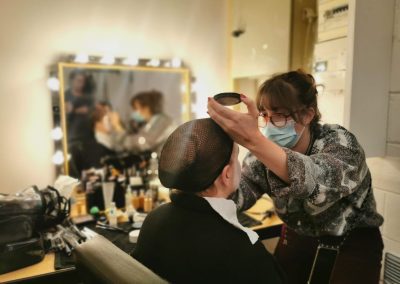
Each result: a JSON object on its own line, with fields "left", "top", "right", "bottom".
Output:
{"left": 49, "top": 56, "right": 192, "bottom": 176}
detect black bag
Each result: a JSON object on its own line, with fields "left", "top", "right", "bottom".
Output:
{"left": 0, "top": 186, "right": 70, "bottom": 235}
{"left": 0, "top": 185, "right": 70, "bottom": 273}
{"left": 0, "top": 234, "right": 45, "bottom": 274}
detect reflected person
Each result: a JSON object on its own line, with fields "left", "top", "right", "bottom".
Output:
{"left": 112, "top": 90, "right": 175, "bottom": 155}
{"left": 65, "top": 70, "right": 96, "bottom": 145}
{"left": 69, "top": 102, "right": 116, "bottom": 177}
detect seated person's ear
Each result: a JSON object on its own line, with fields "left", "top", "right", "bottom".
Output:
{"left": 220, "top": 164, "right": 232, "bottom": 187}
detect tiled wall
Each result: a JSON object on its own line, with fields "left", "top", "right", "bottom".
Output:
{"left": 367, "top": 0, "right": 400, "bottom": 271}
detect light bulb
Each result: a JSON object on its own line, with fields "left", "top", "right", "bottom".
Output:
{"left": 151, "top": 152, "right": 157, "bottom": 159}
{"left": 315, "top": 61, "right": 327, "bottom": 72}
{"left": 147, "top": 59, "right": 160, "bottom": 67}
{"left": 47, "top": 77, "right": 60, "bottom": 91}
{"left": 52, "top": 151, "right": 64, "bottom": 165}
{"left": 171, "top": 58, "right": 182, "bottom": 68}
{"left": 316, "top": 84, "right": 325, "bottom": 94}
{"left": 51, "top": 127, "right": 63, "bottom": 140}
{"left": 123, "top": 57, "right": 139, "bottom": 66}
{"left": 191, "top": 81, "right": 198, "bottom": 93}
{"left": 100, "top": 55, "right": 115, "bottom": 65}
{"left": 74, "top": 53, "right": 89, "bottom": 63}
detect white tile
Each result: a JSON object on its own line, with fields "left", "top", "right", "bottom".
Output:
{"left": 374, "top": 189, "right": 386, "bottom": 219}
{"left": 382, "top": 237, "right": 400, "bottom": 259}
{"left": 367, "top": 157, "right": 400, "bottom": 194}
{"left": 387, "top": 94, "right": 400, "bottom": 143}
{"left": 383, "top": 192, "right": 400, "bottom": 242}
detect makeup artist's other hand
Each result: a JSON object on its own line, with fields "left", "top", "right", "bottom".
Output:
{"left": 109, "top": 112, "right": 124, "bottom": 132}
{"left": 207, "top": 94, "right": 263, "bottom": 148}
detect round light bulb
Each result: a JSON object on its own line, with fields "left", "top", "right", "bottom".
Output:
{"left": 51, "top": 127, "right": 63, "bottom": 140}
{"left": 151, "top": 152, "right": 157, "bottom": 159}
{"left": 171, "top": 58, "right": 182, "bottom": 68}
{"left": 74, "top": 53, "right": 89, "bottom": 63}
{"left": 147, "top": 59, "right": 160, "bottom": 67}
{"left": 52, "top": 151, "right": 64, "bottom": 165}
{"left": 100, "top": 55, "right": 115, "bottom": 65}
{"left": 123, "top": 57, "right": 139, "bottom": 66}
{"left": 138, "top": 136, "right": 146, "bottom": 145}
{"left": 47, "top": 77, "right": 60, "bottom": 91}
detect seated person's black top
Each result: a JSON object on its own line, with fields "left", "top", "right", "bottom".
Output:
{"left": 133, "top": 191, "right": 285, "bottom": 284}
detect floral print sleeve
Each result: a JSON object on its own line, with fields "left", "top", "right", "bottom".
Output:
{"left": 234, "top": 124, "right": 383, "bottom": 236}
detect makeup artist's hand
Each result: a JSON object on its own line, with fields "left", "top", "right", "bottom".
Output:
{"left": 109, "top": 112, "right": 124, "bottom": 132}
{"left": 207, "top": 94, "right": 263, "bottom": 149}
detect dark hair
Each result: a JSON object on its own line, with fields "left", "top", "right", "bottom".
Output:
{"left": 130, "top": 90, "right": 164, "bottom": 115}
{"left": 91, "top": 101, "right": 112, "bottom": 127}
{"left": 257, "top": 69, "right": 321, "bottom": 127}
{"left": 69, "top": 69, "right": 96, "bottom": 94}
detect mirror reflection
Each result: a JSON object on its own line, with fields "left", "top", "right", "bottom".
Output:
{"left": 60, "top": 66, "right": 190, "bottom": 177}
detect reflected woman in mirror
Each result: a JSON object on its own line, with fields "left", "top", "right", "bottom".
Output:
{"left": 65, "top": 70, "right": 96, "bottom": 146}
{"left": 111, "top": 90, "right": 176, "bottom": 155}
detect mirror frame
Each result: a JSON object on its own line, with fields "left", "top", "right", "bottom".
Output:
{"left": 57, "top": 62, "right": 191, "bottom": 174}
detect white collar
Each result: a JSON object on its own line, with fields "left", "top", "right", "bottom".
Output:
{"left": 203, "top": 197, "right": 259, "bottom": 244}
{"left": 95, "top": 131, "right": 113, "bottom": 150}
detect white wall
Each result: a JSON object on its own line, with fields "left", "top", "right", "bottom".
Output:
{"left": 231, "top": 0, "right": 291, "bottom": 78}
{"left": 344, "top": 0, "right": 394, "bottom": 157}
{"left": 0, "top": 0, "right": 230, "bottom": 193}
{"left": 367, "top": 0, "right": 400, "bottom": 275}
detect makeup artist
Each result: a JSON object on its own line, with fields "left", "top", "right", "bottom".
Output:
{"left": 207, "top": 70, "right": 384, "bottom": 284}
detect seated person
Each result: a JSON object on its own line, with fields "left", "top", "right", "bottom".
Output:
{"left": 133, "top": 118, "right": 285, "bottom": 284}
{"left": 69, "top": 102, "right": 119, "bottom": 178}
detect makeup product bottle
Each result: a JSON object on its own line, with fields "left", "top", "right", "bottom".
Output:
{"left": 143, "top": 190, "right": 153, "bottom": 213}
{"left": 108, "top": 202, "right": 118, "bottom": 227}
{"left": 138, "top": 189, "right": 145, "bottom": 210}
{"left": 131, "top": 191, "right": 140, "bottom": 210}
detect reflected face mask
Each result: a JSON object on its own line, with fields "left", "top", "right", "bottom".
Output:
{"left": 261, "top": 120, "right": 305, "bottom": 148}
{"left": 131, "top": 111, "right": 145, "bottom": 123}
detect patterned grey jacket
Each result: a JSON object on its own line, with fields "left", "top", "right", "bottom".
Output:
{"left": 233, "top": 124, "right": 384, "bottom": 237}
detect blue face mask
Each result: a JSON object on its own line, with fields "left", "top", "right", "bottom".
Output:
{"left": 131, "top": 111, "right": 145, "bottom": 123}
{"left": 261, "top": 120, "right": 305, "bottom": 148}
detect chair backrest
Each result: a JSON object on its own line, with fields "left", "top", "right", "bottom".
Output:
{"left": 74, "top": 235, "right": 168, "bottom": 284}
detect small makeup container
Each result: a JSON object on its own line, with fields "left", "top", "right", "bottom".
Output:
{"left": 214, "top": 92, "right": 241, "bottom": 106}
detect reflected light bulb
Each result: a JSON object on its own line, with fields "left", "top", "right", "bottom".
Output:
{"left": 51, "top": 127, "right": 63, "bottom": 141}
{"left": 47, "top": 77, "right": 60, "bottom": 91}
{"left": 151, "top": 152, "right": 157, "bottom": 159}
{"left": 181, "top": 84, "right": 187, "bottom": 93}
{"left": 138, "top": 136, "right": 146, "bottom": 145}
{"left": 74, "top": 53, "right": 89, "bottom": 63}
{"left": 52, "top": 151, "right": 64, "bottom": 165}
